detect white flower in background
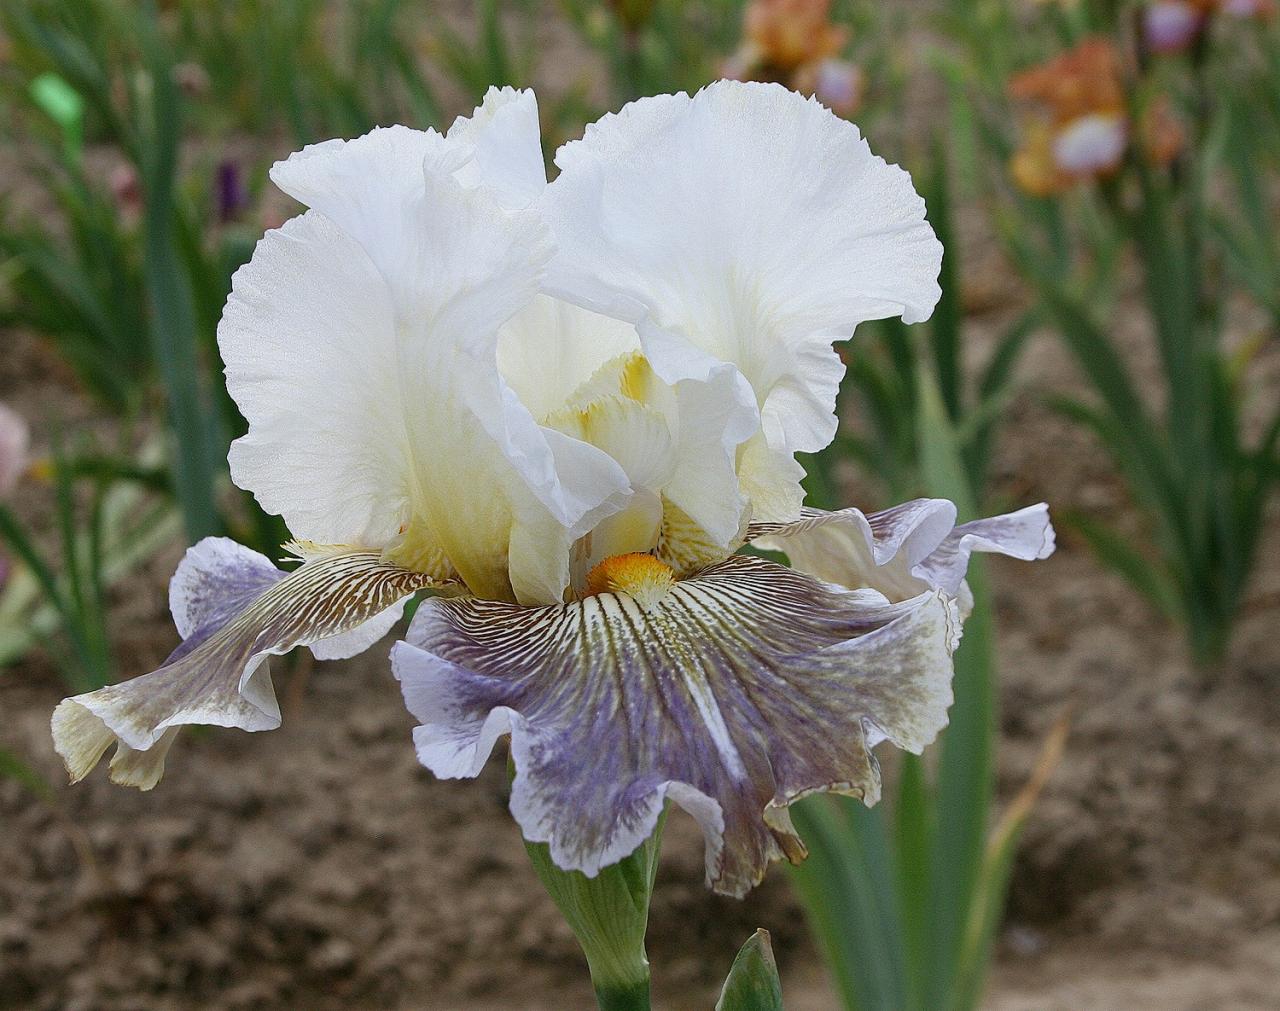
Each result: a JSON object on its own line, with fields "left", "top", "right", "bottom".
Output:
{"left": 542, "top": 82, "right": 943, "bottom": 522}
{"left": 52, "top": 83, "right": 1053, "bottom": 896}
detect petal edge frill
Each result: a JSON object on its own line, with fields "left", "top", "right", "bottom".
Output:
{"left": 749, "top": 500, "right": 1055, "bottom": 600}
{"left": 53, "top": 544, "right": 440, "bottom": 790}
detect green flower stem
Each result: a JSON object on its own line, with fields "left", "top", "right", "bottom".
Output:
{"left": 513, "top": 759, "right": 663, "bottom": 1010}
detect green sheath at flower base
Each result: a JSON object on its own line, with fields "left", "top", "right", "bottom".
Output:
{"left": 521, "top": 772, "right": 664, "bottom": 1011}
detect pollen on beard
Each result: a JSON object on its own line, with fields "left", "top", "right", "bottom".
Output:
{"left": 585, "top": 552, "right": 675, "bottom": 611}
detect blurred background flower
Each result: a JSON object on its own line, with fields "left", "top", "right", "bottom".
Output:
{"left": 1144, "top": 2, "right": 1205, "bottom": 54}
{"left": 1008, "top": 36, "right": 1188, "bottom": 193}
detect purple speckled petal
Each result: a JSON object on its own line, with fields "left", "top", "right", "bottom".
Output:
{"left": 166, "top": 538, "right": 286, "bottom": 662}
{"left": 52, "top": 543, "right": 439, "bottom": 790}
{"left": 749, "top": 499, "right": 1054, "bottom": 600}
{"left": 913, "top": 504, "right": 1056, "bottom": 593}
{"left": 166, "top": 537, "right": 412, "bottom": 663}
{"left": 393, "top": 554, "right": 957, "bottom": 897}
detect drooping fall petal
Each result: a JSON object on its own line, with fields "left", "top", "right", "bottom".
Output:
{"left": 394, "top": 554, "right": 957, "bottom": 897}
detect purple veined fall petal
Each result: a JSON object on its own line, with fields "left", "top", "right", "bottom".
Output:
{"left": 0, "top": 401, "right": 30, "bottom": 499}
{"left": 52, "top": 538, "right": 444, "bottom": 791}
{"left": 543, "top": 80, "right": 944, "bottom": 522}
{"left": 393, "top": 554, "right": 958, "bottom": 898}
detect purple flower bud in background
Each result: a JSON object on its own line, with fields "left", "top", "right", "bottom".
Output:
{"left": 804, "top": 57, "right": 864, "bottom": 117}
{"left": 171, "top": 61, "right": 211, "bottom": 98}
{"left": 216, "top": 160, "right": 247, "bottom": 224}
{"left": 1144, "top": 1, "right": 1204, "bottom": 54}
{"left": 0, "top": 401, "right": 30, "bottom": 500}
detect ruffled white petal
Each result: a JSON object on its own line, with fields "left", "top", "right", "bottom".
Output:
{"left": 544, "top": 80, "right": 943, "bottom": 516}
{"left": 220, "top": 211, "right": 417, "bottom": 549}
{"left": 446, "top": 86, "right": 548, "bottom": 210}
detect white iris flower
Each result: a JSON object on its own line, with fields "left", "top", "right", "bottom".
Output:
{"left": 52, "top": 83, "right": 1053, "bottom": 897}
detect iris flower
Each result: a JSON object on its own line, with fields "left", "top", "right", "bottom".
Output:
{"left": 52, "top": 82, "right": 1053, "bottom": 897}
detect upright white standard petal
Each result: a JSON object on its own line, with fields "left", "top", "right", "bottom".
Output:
{"left": 544, "top": 80, "right": 943, "bottom": 520}
{"left": 268, "top": 87, "right": 546, "bottom": 269}
{"left": 224, "top": 134, "right": 631, "bottom": 604}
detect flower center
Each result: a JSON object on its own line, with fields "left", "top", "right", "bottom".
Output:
{"left": 585, "top": 552, "right": 675, "bottom": 611}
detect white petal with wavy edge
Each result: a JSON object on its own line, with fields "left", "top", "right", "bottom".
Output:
{"left": 393, "top": 555, "right": 957, "bottom": 897}
{"left": 750, "top": 500, "right": 1055, "bottom": 600}
{"left": 543, "top": 80, "right": 943, "bottom": 518}
{"left": 222, "top": 167, "right": 630, "bottom": 602}
{"left": 52, "top": 545, "right": 440, "bottom": 790}
{"left": 498, "top": 295, "right": 641, "bottom": 424}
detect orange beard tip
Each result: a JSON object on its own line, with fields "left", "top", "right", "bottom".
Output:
{"left": 585, "top": 552, "right": 676, "bottom": 609}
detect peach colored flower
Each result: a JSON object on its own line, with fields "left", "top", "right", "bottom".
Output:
{"left": 744, "top": 0, "right": 849, "bottom": 72}
{"left": 722, "top": 0, "right": 862, "bottom": 117}
{"left": 1008, "top": 37, "right": 1188, "bottom": 195}
{"left": 1008, "top": 38, "right": 1129, "bottom": 193}
{"left": 1008, "top": 37, "right": 1125, "bottom": 125}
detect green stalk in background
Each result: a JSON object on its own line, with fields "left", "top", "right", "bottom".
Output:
{"left": 995, "top": 28, "right": 1280, "bottom": 671}
{"left": 136, "top": 2, "right": 224, "bottom": 542}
